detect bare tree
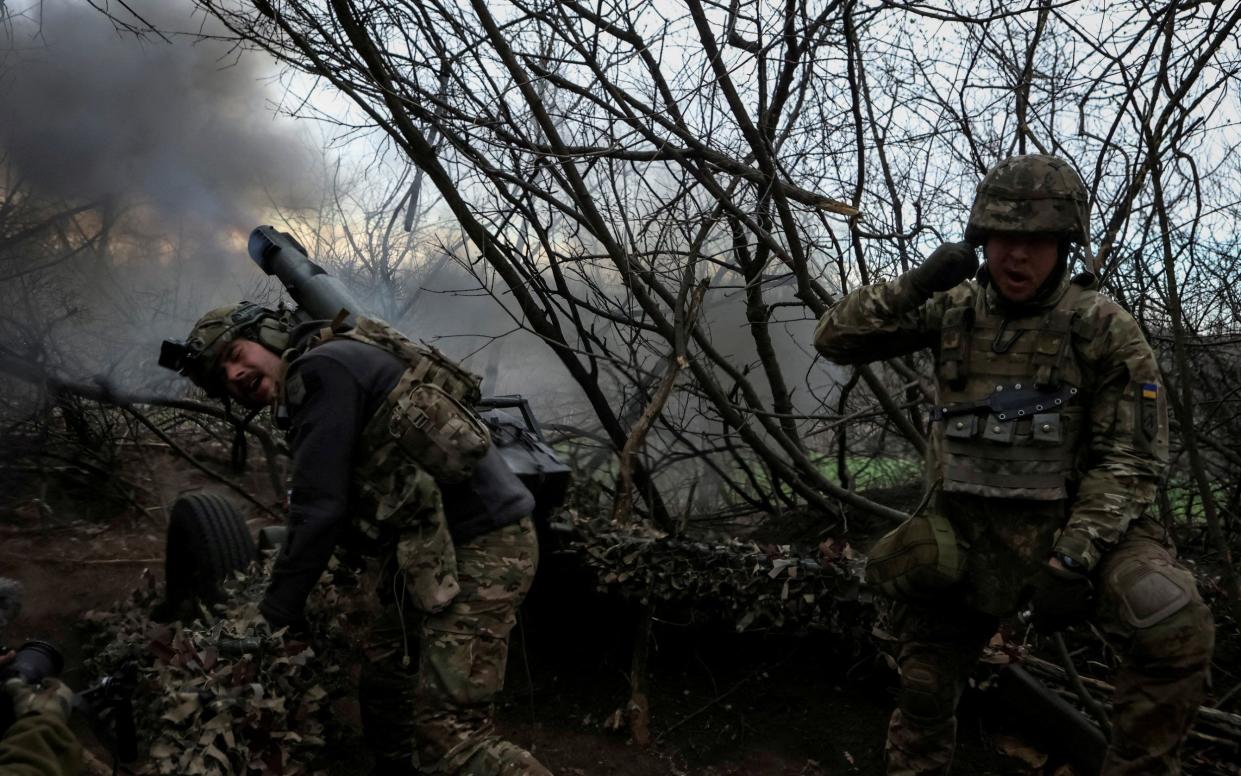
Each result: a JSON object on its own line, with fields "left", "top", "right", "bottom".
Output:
{"left": 149, "top": 0, "right": 1241, "bottom": 591}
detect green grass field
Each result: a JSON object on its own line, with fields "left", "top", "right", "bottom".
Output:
{"left": 814, "top": 454, "right": 922, "bottom": 491}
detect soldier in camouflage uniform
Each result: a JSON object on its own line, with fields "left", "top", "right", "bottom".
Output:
{"left": 0, "top": 650, "right": 82, "bottom": 776}
{"left": 164, "top": 304, "right": 550, "bottom": 775}
{"left": 815, "top": 154, "right": 1214, "bottom": 775}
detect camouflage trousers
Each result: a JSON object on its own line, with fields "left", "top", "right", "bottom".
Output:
{"left": 359, "top": 517, "right": 550, "bottom": 775}
{"left": 885, "top": 502, "right": 1214, "bottom": 776}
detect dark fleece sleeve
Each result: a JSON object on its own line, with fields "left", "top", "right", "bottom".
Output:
{"left": 260, "top": 353, "right": 366, "bottom": 627}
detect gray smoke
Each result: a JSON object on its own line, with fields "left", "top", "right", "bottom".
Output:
{"left": 0, "top": 0, "right": 325, "bottom": 390}
{"left": 0, "top": 0, "right": 315, "bottom": 235}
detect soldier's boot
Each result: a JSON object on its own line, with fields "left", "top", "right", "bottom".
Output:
{"left": 417, "top": 731, "right": 551, "bottom": 776}
{"left": 1095, "top": 532, "right": 1216, "bottom": 775}
{"left": 886, "top": 708, "right": 954, "bottom": 776}
{"left": 457, "top": 740, "right": 550, "bottom": 776}
{"left": 415, "top": 707, "right": 550, "bottom": 776}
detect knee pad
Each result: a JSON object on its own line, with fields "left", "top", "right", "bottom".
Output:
{"left": 1108, "top": 554, "right": 1196, "bottom": 629}
{"left": 1129, "top": 596, "right": 1216, "bottom": 672}
{"left": 899, "top": 661, "right": 953, "bottom": 723}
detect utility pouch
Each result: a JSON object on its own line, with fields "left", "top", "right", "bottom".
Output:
{"left": 329, "top": 314, "right": 491, "bottom": 482}
{"left": 865, "top": 510, "right": 963, "bottom": 602}
{"left": 387, "top": 375, "right": 492, "bottom": 483}
{"left": 395, "top": 513, "right": 461, "bottom": 614}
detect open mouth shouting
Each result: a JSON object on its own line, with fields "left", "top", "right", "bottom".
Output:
{"left": 985, "top": 234, "right": 1061, "bottom": 304}
{"left": 219, "top": 339, "right": 283, "bottom": 408}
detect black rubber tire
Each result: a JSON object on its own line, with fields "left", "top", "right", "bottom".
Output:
{"left": 164, "top": 492, "right": 255, "bottom": 607}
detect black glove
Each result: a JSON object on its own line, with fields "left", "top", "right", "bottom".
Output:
{"left": 907, "top": 241, "right": 978, "bottom": 296}
{"left": 1022, "top": 563, "right": 1094, "bottom": 633}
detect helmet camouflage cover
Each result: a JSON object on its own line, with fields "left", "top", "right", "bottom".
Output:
{"left": 965, "top": 154, "right": 1090, "bottom": 246}
{"left": 162, "top": 301, "right": 290, "bottom": 396}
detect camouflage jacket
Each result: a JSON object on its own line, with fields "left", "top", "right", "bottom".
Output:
{"left": 814, "top": 268, "right": 1168, "bottom": 571}
{"left": 0, "top": 713, "right": 82, "bottom": 776}
{"left": 262, "top": 325, "right": 530, "bottom": 627}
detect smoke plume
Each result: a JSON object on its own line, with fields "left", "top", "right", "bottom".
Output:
{"left": 0, "top": 0, "right": 315, "bottom": 232}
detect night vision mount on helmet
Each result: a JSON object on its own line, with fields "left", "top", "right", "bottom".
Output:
{"left": 964, "top": 154, "right": 1091, "bottom": 254}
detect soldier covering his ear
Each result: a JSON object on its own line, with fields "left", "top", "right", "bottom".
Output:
{"left": 816, "top": 154, "right": 1214, "bottom": 775}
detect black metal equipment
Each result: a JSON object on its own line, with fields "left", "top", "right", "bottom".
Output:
{"left": 993, "top": 663, "right": 1107, "bottom": 774}
{"left": 477, "top": 396, "right": 571, "bottom": 520}
{"left": 0, "top": 633, "right": 138, "bottom": 764}
{"left": 248, "top": 226, "right": 365, "bottom": 326}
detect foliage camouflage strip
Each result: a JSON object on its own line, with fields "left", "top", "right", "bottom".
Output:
{"left": 562, "top": 511, "right": 870, "bottom": 634}
{"left": 82, "top": 558, "right": 364, "bottom": 775}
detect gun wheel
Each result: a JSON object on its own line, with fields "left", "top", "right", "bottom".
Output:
{"left": 164, "top": 492, "right": 255, "bottom": 608}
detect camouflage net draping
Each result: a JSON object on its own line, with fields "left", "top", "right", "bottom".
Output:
{"left": 557, "top": 511, "right": 873, "bottom": 634}
{"left": 80, "top": 558, "right": 368, "bottom": 775}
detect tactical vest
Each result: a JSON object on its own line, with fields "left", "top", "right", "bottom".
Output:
{"left": 279, "top": 315, "right": 492, "bottom": 541}
{"left": 933, "top": 278, "right": 1095, "bottom": 500}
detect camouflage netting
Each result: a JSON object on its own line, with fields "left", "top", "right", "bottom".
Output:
{"left": 559, "top": 511, "right": 873, "bottom": 634}
{"left": 80, "top": 557, "right": 370, "bottom": 775}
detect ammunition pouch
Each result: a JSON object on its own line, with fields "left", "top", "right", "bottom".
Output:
{"left": 384, "top": 375, "right": 491, "bottom": 483}
{"left": 395, "top": 513, "right": 461, "bottom": 614}
{"left": 865, "top": 511, "right": 964, "bottom": 602}
{"left": 325, "top": 315, "right": 492, "bottom": 484}
{"left": 933, "top": 282, "right": 1090, "bottom": 500}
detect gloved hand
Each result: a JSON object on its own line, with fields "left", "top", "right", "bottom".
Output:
{"left": 907, "top": 241, "right": 978, "bottom": 296}
{"left": 3, "top": 677, "right": 74, "bottom": 723}
{"left": 1022, "top": 563, "right": 1094, "bottom": 633}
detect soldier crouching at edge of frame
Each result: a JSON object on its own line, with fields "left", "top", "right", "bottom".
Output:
{"left": 0, "top": 650, "right": 82, "bottom": 776}
{"left": 162, "top": 303, "right": 551, "bottom": 776}
{"left": 814, "top": 154, "right": 1214, "bottom": 775}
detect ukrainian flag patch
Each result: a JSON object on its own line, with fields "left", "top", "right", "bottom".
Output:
{"left": 1141, "top": 383, "right": 1159, "bottom": 399}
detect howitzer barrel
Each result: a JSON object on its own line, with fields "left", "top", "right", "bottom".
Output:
{"left": 247, "top": 225, "right": 365, "bottom": 324}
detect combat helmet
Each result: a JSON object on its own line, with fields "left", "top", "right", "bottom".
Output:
{"left": 159, "top": 301, "right": 290, "bottom": 396}
{"left": 965, "top": 154, "right": 1091, "bottom": 251}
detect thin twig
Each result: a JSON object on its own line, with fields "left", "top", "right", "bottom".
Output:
{"left": 0, "top": 553, "right": 160, "bottom": 565}
{"left": 655, "top": 658, "right": 782, "bottom": 743}
{"left": 123, "top": 407, "right": 281, "bottom": 520}
{"left": 1053, "top": 632, "right": 1111, "bottom": 739}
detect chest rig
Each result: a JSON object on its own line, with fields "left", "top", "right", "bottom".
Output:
{"left": 933, "top": 279, "right": 1093, "bottom": 500}
{"left": 277, "top": 315, "right": 491, "bottom": 542}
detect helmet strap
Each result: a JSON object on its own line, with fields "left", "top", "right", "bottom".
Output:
{"left": 218, "top": 395, "right": 263, "bottom": 473}
{"left": 228, "top": 404, "right": 266, "bottom": 473}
